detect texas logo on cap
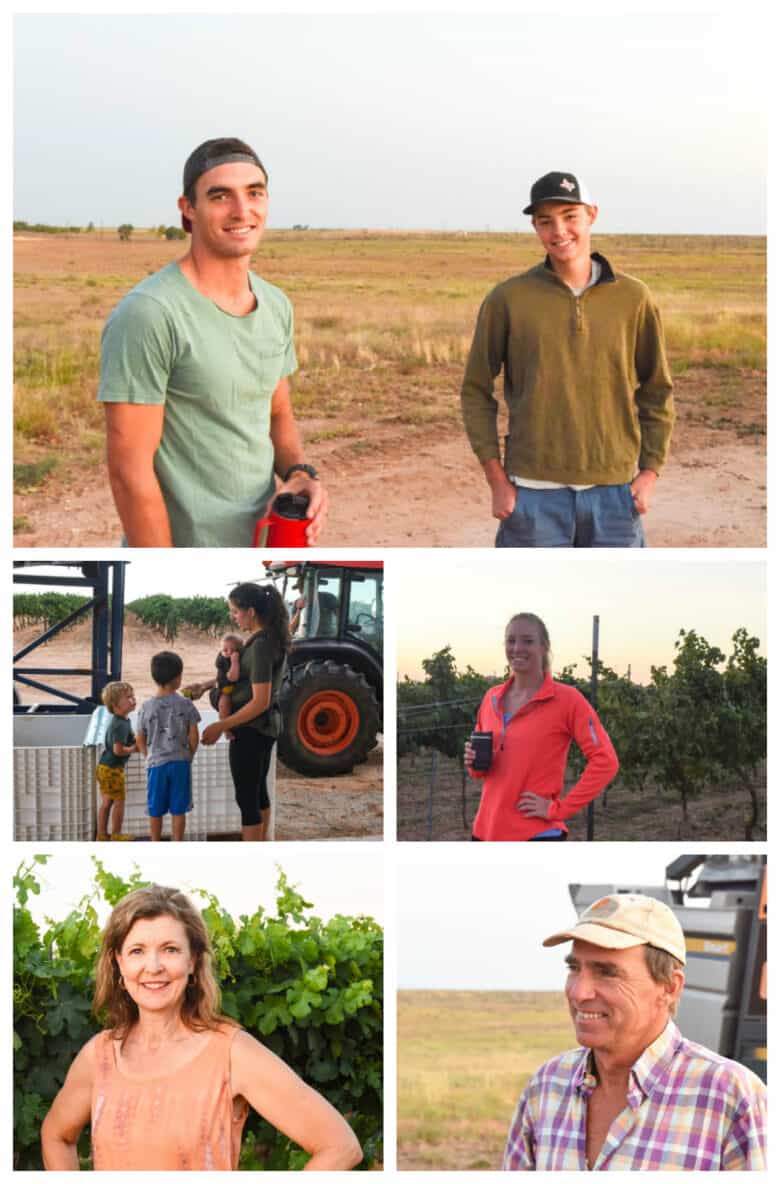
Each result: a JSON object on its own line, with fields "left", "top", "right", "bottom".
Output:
{"left": 523, "top": 171, "right": 595, "bottom": 214}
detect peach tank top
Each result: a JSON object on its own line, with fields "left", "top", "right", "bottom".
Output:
{"left": 91, "top": 1023, "right": 249, "bottom": 1171}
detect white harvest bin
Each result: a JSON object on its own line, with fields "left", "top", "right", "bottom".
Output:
{"left": 104, "top": 741, "right": 276, "bottom": 840}
{"left": 14, "top": 711, "right": 275, "bottom": 841}
{"left": 14, "top": 746, "right": 96, "bottom": 841}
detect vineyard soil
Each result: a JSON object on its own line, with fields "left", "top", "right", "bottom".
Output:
{"left": 14, "top": 616, "right": 383, "bottom": 840}
{"left": 397, "top": 751, "right": 765, "bottom": 842}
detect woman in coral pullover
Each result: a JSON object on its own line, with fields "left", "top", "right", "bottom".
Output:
{"left": 464, "top": 613, "right": 618, "bottom": 841}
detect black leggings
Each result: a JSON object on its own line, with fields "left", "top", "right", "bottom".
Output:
{"left": 228, "top": 727, "right": 276, "bottom": 827}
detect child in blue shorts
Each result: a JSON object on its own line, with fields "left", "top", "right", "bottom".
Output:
{"left": 136, "top": 651, "right": 201, "bottom": 841}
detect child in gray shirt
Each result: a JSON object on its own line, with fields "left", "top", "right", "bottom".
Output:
{"left": 136, "top": 650, "right": 200, "bottom": 841}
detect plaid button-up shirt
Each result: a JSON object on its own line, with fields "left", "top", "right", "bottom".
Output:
{"left": 503, "top": 1020, "right": 766, "bottom": 1171}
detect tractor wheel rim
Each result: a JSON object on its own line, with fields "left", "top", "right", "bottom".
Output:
{"left": 297, "top": 690, "right": 360, "bottom": 755}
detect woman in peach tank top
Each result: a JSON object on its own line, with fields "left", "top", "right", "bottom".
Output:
{"left": 41, "top": 886, "right": 362, "bottom": 1171}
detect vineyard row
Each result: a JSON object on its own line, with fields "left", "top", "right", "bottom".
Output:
{"left": 13, "top": 593, "right": 233, "bottom": 639}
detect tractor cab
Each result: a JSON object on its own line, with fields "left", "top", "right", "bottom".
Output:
{"left": 269, "top": 562, "right": 383, "bottom": 655}
{"left": 264, "top": 562, "right": 384, "bottom": 776}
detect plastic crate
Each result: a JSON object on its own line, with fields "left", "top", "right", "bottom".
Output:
{"left": 14, "top": 746, "right": 96, "bottom": 841}
{"left": 14, "top": 711, "right": 275, "bottom": 841}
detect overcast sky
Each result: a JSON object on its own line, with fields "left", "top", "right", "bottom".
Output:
{"left": 14, "top": 558, "right": 275, "bottom": 604}
{"left": 397, "top": 844, "right": 755, "bottom": 989}
{"left": 396, "top": 554, "right": 765, "bottom": 686}
{"left": 13, "top": 9, "right": 765, "bottom": 233}
{"left": 18, "top": 844, "right": 384, "bottom": 929}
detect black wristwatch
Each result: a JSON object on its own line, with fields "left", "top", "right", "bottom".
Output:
{"left": 282, "top": 463, "right": 319, "bottom": 482}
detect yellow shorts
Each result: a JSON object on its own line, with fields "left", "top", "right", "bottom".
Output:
{"left": 97, "top": 765, "right": 126, "bottom": 801}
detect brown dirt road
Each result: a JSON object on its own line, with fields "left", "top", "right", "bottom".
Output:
{"left": 13, "top": 415, "right": 766, "bottom": 548}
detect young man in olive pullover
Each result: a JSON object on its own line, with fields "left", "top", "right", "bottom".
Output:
{"left": 461, "top": 172, "right": 674, "bottom": 547}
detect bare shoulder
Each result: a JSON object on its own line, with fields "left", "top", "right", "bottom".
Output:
{"left": 230, "top": 1027, "right": 272, "bottom": 1063}
{"left": 67, "top": 1031, "right": 104, "bottom": 1081}
{"left": 229, "top": 1027, "right": 291, "bottom": 1093}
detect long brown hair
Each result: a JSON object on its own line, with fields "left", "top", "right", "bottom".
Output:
{"left": 93, "top": 885, "right": 226, "bottom": 1040}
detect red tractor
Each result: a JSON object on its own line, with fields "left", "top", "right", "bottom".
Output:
{"left": 265, "top": 561, "right": 383, "bottom": 776}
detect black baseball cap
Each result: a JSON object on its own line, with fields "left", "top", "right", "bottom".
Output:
{"left": 523, "top": 172, "right": 595, "bottom": 215}
{"left": 180, "top": 137, "right": 267, "bottom": 232}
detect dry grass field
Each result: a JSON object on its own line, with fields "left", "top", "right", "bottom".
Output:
{"left": 14, "top": 230, "right": 765, "bottom": 546}
{"left": 397, "top": 990, "right": 571, "bottom": 1171}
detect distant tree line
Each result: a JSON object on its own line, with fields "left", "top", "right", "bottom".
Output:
{"left": 13, "top": 221, "right": 82, "bottom": 234}
{"left": 14, "top": 221, "right": 187, "bottom": 241}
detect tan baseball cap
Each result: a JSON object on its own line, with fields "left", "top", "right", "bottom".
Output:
{"left": 543, "top": 893, "right": 686, "bottom": 964}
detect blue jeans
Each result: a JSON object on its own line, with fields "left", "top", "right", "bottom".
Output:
{"left": 495, "top": 483, "right": 646, "bottom": 548}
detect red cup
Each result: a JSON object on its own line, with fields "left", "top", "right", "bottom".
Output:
{"left": 253, "top": 492, "right": 312, "bottom": 547}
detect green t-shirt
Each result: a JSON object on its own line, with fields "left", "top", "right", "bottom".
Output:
{"left": 230, "top": 632, "right": 287, "bottom": 737}
{"left": 98, "top": 263, "right": 297, "bottom": 547}
{"left": 99, "top": 714, "right": 135, "bottom": 769}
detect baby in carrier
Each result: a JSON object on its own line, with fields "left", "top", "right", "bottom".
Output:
{"left": 211, "top": 633, "right": 244, "bottom": 739}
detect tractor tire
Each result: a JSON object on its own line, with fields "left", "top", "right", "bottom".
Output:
{"left": 278, "top": 660, "right": 380, "bottom": 777}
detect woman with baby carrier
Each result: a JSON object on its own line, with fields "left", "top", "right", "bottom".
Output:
{"left": 189, "top": 583, "right": 290, "bottom": 841}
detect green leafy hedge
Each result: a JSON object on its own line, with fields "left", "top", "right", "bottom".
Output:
{"left": 14, "top": 858, "right": 382, "bottom": 1170}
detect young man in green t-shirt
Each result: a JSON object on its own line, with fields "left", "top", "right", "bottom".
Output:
{"left": 461, "top": 171, "right": 674, "bottom": 547}
{"left": 98, "top": 136, "right": 328, "bottom": 548}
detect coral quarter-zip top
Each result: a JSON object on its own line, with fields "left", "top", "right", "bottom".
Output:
{"left": 469, "top": 674, "right": 619, "bottom": 841}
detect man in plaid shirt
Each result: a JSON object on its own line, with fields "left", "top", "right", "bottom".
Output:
{"left": 504, "top": 894, "right": 766, "bottom": 1171}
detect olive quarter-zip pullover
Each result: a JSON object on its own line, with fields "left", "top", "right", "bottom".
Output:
{"left": 468, "top": 674, "right": 619, "bottom": 841}
{"left": 461, "top": 253, "right": 674, "bottom": 485}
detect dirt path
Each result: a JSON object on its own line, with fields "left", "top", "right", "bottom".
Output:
{"left": 275, "top": 744, "right": 383, "bottom": 841}
{"left": 13, "top": 422, "right": 765, "bottom": 548}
